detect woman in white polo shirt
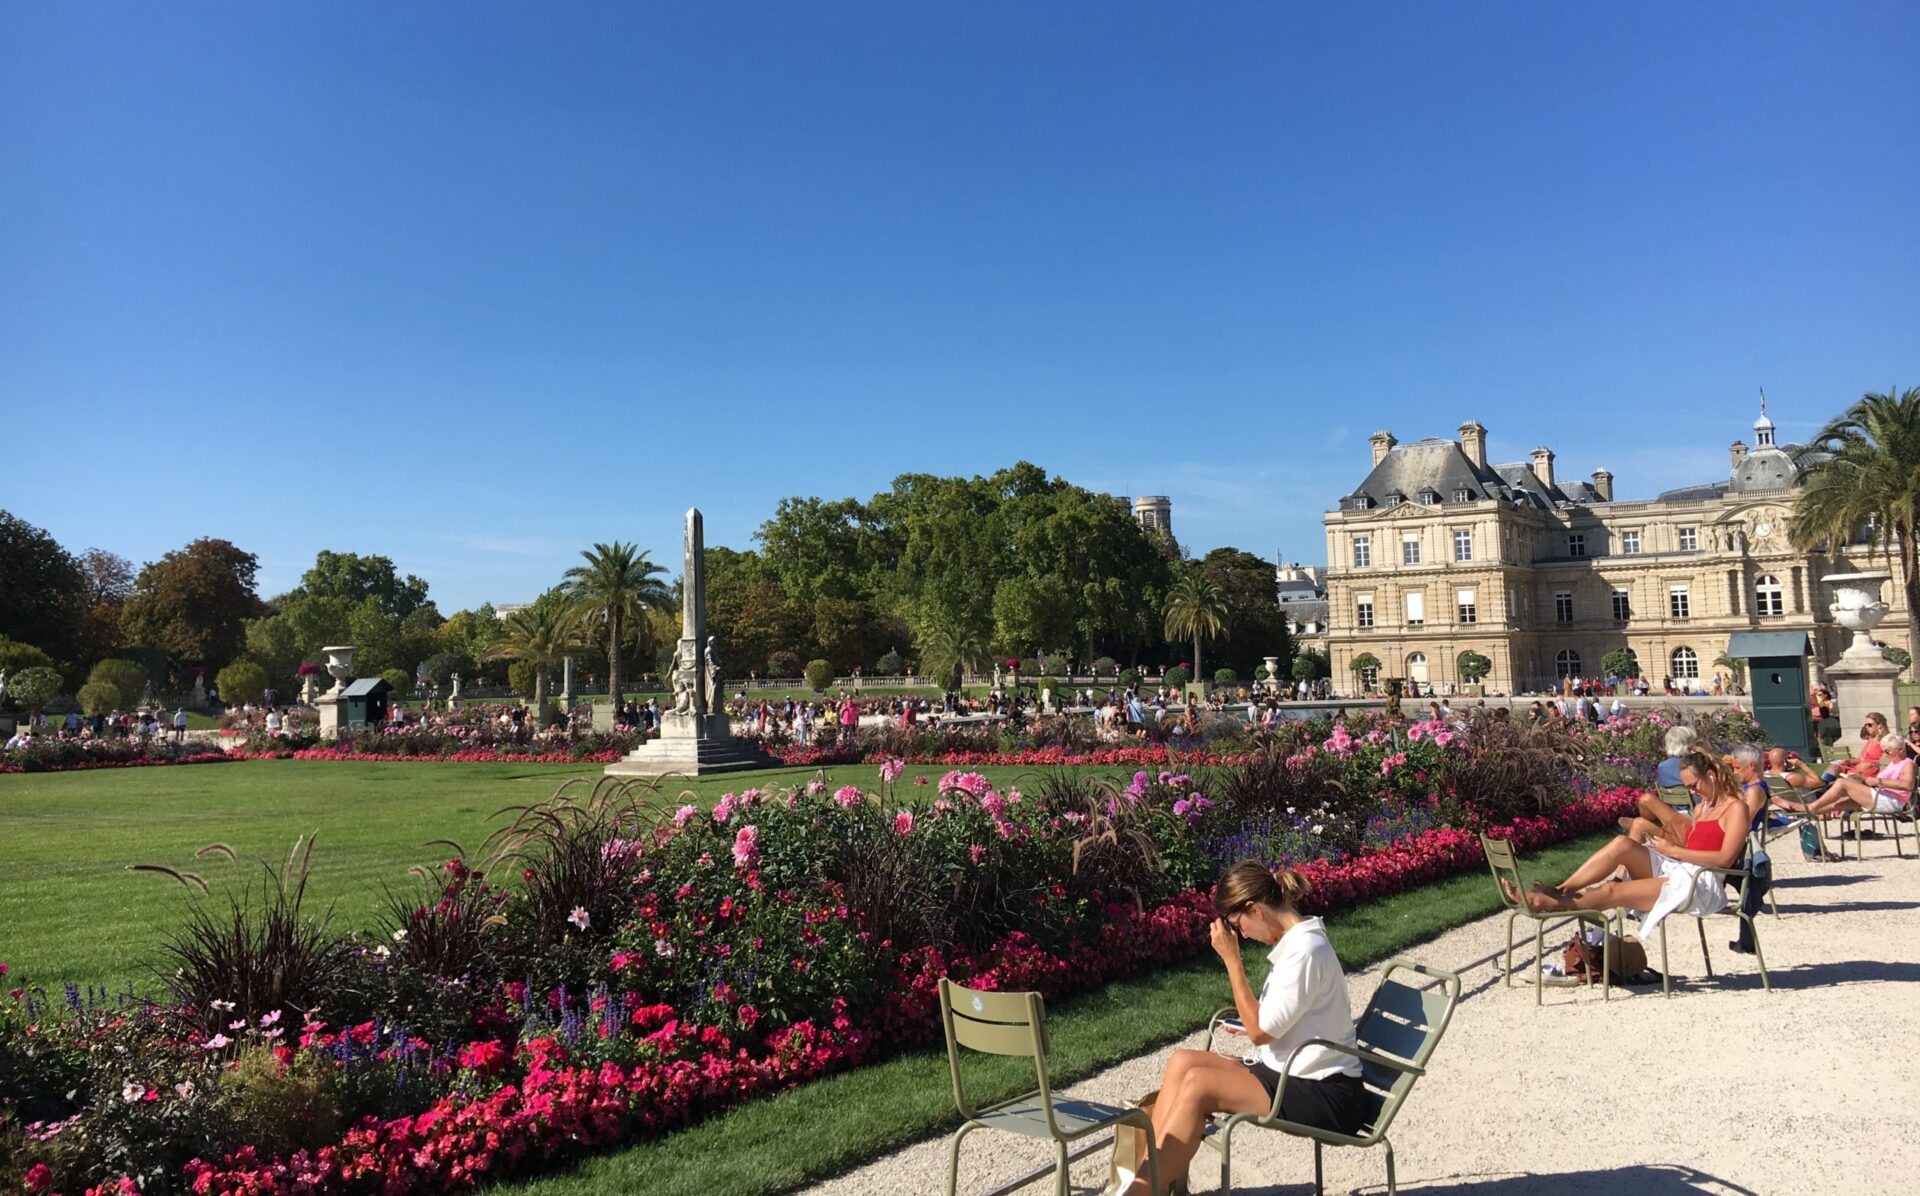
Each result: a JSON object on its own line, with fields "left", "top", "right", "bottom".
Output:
{"left": 1116, "top": 862, "right": 1375, "bottom": 1196}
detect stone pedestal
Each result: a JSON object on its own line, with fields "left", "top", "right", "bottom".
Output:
{"left": 1825, "top": 655, "right": 1901, "bottom": 752}
{"left": 603, "top": 710, "right": 775, "bottom": 777}
{"left": 315, "top": 693, "right": 347, "bottom": 740}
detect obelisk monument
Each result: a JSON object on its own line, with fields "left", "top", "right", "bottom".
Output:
{"left": 605, "top": 509, "right": 775, "bottom": 777}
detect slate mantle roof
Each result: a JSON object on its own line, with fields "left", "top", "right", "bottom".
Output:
{"left": 1342, "top": 438, "right": 1597, "bottom": 512}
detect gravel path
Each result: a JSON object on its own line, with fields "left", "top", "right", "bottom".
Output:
{"left": 806, "top": 837, "right": 1920, "bottom": 1195}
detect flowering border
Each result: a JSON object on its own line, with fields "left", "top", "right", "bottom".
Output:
{"left": 123, "top": 787, "right": 1637, "bottom": 1196}
{"left": 0, "top": 752, "right": 238, "bottom": 776}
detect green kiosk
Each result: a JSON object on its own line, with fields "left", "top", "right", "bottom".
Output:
{"left": 1726, "top": 631, "right": 1812, "bottom": 758}
{"left": 341, "top": 677, "right": 393, "bottom": 732}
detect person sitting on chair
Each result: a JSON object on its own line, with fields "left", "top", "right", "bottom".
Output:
{"left": 1617, "top": 725, "right": 1700, "bottom": 842}
{"left": 1787, "top": 733, "right": 1913, "bottom": 820}
{"left": 1117, "top": 863, "right": 1377, "bottom": 1196}
{"left": 1506, "top": 750, "right": 1749, "bottom": 941}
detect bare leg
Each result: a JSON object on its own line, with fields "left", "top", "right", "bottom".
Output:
{"left": 1524, "top": 875, "right": 1668, "bottom": 915}
{"left": 1807, "top": 778, "right": 1871, "bottom": 817}
{"left": 1122, "top": 1051, "right": 1271, "bottom": 1196}
{"left": 1549, "top": 835, "right": 1654, "bottom": 894}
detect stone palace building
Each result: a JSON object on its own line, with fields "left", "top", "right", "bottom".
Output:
{"left": 1320, "top": 412, "right": 1911, "bottom": 694}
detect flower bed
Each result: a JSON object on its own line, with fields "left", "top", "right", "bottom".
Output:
{"left": 1, "top": 710, "right": 1754, "bottom": 1194}
{"left": 228, "top": 728, "right": 639, "bottom": 764}
{"left": 0, "top": 740, "right": 242, "bottom": 775}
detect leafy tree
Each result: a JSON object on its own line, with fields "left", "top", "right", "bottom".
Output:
{"left": 1214, "top": 668, "right": 1237, "bottom": 686}
{"left": 381, "top": 668, "right": 413, "bottom": 697}
{"left": 484, "top": 597, "right": 581, "bottom": 710}
{"left": 439, "top": 606, "right": 504, "bottom": 684}
{"left": 875, "top": 649, "right": 905, "bottom": 676}
{"left": 76, "top": 681, "right": 120, "bottom": 716}
{"left": 1162, "top": 569, "right": 1230, "bottom": 686}
{"left": 804, "top": 658, "right": 834, "bottom": 694}
{"left": 87, "top": 659, "right": 149, "bottom": 710}
{"left": 705, "top": 547, "right": 808, "bottom": 682}
{"left": 242, "top": 616, "right": 306, "bottom": 696}
{"left": 8, "top": 666, "right": 64, "bottom": 717}
{"left": 1092, "top": 656, "right": 1118, "bottom": 677}
{"left": 421, "top": 652, "right": 465, "bottom": 690}
{"left": 216, "top": 661, "right": 269, "bottom": 706}
{"left": 74, "top": 548, "right": 134, "bottom": 668}
{"left": 562, "top": 542, "right": 671, "bottom": 709}
{"left": 768, "top": 650, "right": 802, "bottom": 677}
{"left": 0, "top": 637, "right": 56, "bottom": 679}
{"left": 122, "top": 539, "right": 265, "bottom": 672}
{"left": 991, "top": 575, "right": 1077, "bottom": 660}
{"left": 1456, "top": 651, "right": 1492, "bottom": 683}
{"left": 1350, "top": 652, "right": 1382, "bottom": 677}
{"left": 293, "top": 551, "right": 433, "bottom": 621}
{"left": 1600, "top": 648, "right": 1641, "bottom": 680}
{"left": 1712, "top": 652, "right": 1747, "bottom": 689}
{"left": 916, "top": 623, "right": 989, "bottom": 693}
{"left": 1198, "top": 547, "right": 1293, "bottom": 676}
{"left": 0, "top": 511, "right": 86, "bottom": 661}
{"left": 811, "top": 595, "right": 894, "bottom": 675}
{"left": 507, "top": 661, "right": 538, "bottom": 695}
{"left": 1792, "top": 387, "right": 1920, "bottom": 656}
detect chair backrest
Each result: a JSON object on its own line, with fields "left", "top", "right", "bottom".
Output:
{"left": 1656, "top": 784, "right": 1693, "bottom": 813}
{"left": 1352, "top": 960, "right": 1462, "bottom": 1141}
{"left": 1763, "top": 774, "right": 1793, "bottom": 799}
{"left": 938, "top": 978, "right": 1056, "bottom": 1128}
{"left": 1480, "top": 833, "right": 1525, "bottom": 912}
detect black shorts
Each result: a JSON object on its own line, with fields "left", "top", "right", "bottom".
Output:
{"left": 1243, "top": 1063, "right": 1378, "bottom": 1136}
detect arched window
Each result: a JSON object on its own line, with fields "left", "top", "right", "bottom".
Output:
{"left": 1671, "top": 646, "right": 1699, "bottom": 679}
{"left": 1555, "top": 649, "right": 1582, "bottom": 678}
{"left": 1754, "top": 574, "right": 1784, "bottom": 617}
{"left": 1405, "top": 652, "right": 1429, "bottom": 684}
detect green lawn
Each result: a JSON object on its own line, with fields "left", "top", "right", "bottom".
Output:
{"left": 0, "top": 759, "right": 1131, "bottom": 994}
{"left": 494, "top": 827, "right": 1617, "bottom": 1196}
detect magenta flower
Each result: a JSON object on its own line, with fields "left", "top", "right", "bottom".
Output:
{"left": 893, "top": 811, "right": 914, "bottom": 836}
{"left": 732, "top": 824, "right": 760, "bottom": 868}
{"left": 833, "top": 785, "right": 864, "bottom": 809}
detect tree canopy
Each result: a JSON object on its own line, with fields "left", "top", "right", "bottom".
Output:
{"left": 0, "top": 510, "right": 87, "bottom": 663}
{"left": 121, "top": 539, "right": 265, "bottom": 672}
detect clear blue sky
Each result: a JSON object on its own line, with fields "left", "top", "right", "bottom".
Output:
{"left": 4, "top": 3, "right": 1916, "bottom": 609}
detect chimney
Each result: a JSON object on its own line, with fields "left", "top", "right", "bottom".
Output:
{"left": 1730, "top": 440, "right": 1748, "bottom": 469}
{"left": 1457, "top": 420, "right": 1488, "bottom": 470}
{"left": 1590, "top": 469, "right": 1613, "bottom": 502}
{"left": 1529, "top": 446, "right": 1556, "bottom": 493}
{"left": 1369, "top": 430, "right": 1397, "bottom": 468}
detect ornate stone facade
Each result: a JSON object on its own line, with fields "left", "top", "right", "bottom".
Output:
{"left": 1321, "top": 414, "right": 1909, "bottom": 694}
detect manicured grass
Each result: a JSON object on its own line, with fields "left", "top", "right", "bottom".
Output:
{"left": 0, "top": 759, "right": 1132, "bottom": 995}
{"left": 492, "top": 828, "right": 1616, "bottom": 1196}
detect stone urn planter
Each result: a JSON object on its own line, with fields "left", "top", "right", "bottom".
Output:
{"left": 322, "top": 645, "right": 358, "bottom": 693}
{"left": 1823, "top": 571, "right": 1893, "bottom": 660}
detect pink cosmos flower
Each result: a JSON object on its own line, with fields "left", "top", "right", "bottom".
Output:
{"left": 833, "top": 785, "right": 864, "bottom": 809}
{"left": 673, "top": 804, "right": 700, "bottom": 828}
{"left": 893, "top": 811, "right": 914, "bottom": 836}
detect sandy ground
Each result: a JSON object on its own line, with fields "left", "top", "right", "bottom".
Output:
{"left": 806, "top": 835, "right": 1920, "bottom": 1196}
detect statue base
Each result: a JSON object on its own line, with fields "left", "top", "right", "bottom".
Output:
{"left": 602, "top": 710, "right": 777, "bottom": 778}
{"left": 315, "top": 693, "right": 347, "bottom": 740}
{"left": 1824, "top": 652, "right": 1901, "bottom": 752}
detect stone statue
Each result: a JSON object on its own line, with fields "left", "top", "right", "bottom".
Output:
{"left": 0, "top": 669, "right": 8, "bottom": 704}
{"left": 670, "top": 648, "right": 696, "bottom": 713}
{"left": 449, "top": 672, "right": 462, "bottom": 704}
{"left": 992, "top": 663, "right": 1004, "bottom": 692}
{"left": 703, "top": 636, "right": 723, "bottom": 713}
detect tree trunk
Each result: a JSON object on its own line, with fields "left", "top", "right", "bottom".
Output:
{"left": 606, "top": 609, "right": 624, "bottom": 709}
{"left": 534, "top": 662, "right": 549, "bottom": 712}
{"left": 1193, "top": 632, "right": 1202, "bottom": 694}
{"left": 1901, "top": 529, "right": 1920, "bottom": 672}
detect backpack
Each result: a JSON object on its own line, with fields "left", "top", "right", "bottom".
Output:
{"left": 1563, "top": 928, "right": 1649, "bottom": 984}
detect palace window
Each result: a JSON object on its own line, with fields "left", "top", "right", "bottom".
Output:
{"left": 1353, "top": 535, "right": 1371, "bottom": 568}
{"left": 1555, "top": 591, "right": 1573, "bottom": 623}
{"left": 1457, "top": 588, "right": 1477, "bottom": 624}
{"left": 1453, "top": 529, "right": 1473, "bottom": 562}
{"left": 1755, "top": 574, "right": 1784, "bottom": 617}
{"left": 1402, "top": 534, "right": 1422, "bottom": 566}
{"left": 1678, "top": 527, "right": 1698, "bottom": 552}
{"left": 1612, "top": 587, "right": 1631, "bottom": 621}
{"left": 1356, "top": 597, "right": 1375, "bottom": 628}
{"left": 1669, "top": 585, "right": 1691, "bottom": 619}
{"left": 1453, "top": 487, "right": 1473, "bottom": 503}
{"left": 1405, "top": 591, "right": 1425, "bottom": 627}
{"left": 1567, "top": 533, "right": 1586, "bottom": 558}
{"left": 1671, "top": 646, "right": 1700, "bottom": 679}
{"left": 1556, "top": 649, "right": 1582, "bottom": 678}
{"left": 1621, "top": 530, "right": 1641, "bottom": 555}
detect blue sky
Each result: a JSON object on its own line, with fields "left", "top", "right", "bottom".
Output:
{"left": 4, "top": 3, "right": 1916, "bottom": 608}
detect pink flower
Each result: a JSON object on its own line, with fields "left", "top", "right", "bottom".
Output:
{"left": 833, "top": 785, "right": 864, "bottom": 809}
{"left": 879, "top": 758, "right": 905, "bottom": 784}
{"left": 893, "top": 811, "right": 914, "bottom": 836}
{"left": 674, "top": 804, "right": 700, "bottom": 827}
{"left": 732, "top": 824, "right": 760, "bottom": 868}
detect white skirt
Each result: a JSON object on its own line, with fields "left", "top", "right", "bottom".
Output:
{"left": 1872, "top": 792, "right": 1908, "bottom": 813}
{"left": 1638, "top": 843, "right": 1728, "bottom": 938}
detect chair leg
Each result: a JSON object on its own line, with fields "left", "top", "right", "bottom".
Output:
{"left": 1746, "top": 914, "right": 1771, "bottom": 992}
{"left": 946, "top": 1125, "right": 974, "bottom": 1196}
{"left": 1766, "top": 881, "right": 1781, "bottom": 920}
{"left": 1384, "top": 1137, "right": 1398, "bottom": 1196}
{"left": 1313, "top": 1139, "right": 1324, "bottom": 1196}
{"left": 1052, "top": 1140, "right": 1068, "bottom": 1196}
{"left": 1696, "top": 917, "right": 1714, "bottom": 979}
{"left": 1659, "top": 922, "right": 1671, "bottom": 997}
{"left": 1504, "top": 912, "right": 1517, "bottom": 988}
{"left": 1218, "top": 1123, "right": 1233, "bottom": 1195}
{"left": 1600, "top": 917, "right": 1613, "bottom": 1002}
{"left": 1533, "top": 919, "right": 1544, "bottom": 1006}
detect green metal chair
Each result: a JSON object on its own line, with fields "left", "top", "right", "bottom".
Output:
{"left": 1481, "top": 833, "right": 1626, "bottom": 1003}
{"left": 1201, "top": 960, "right": 1462, "bottom": 1195}
{"left": 1839, "top": 801, "right": 1914, "bottom": 860}
{"left": 937, "top": 978, "right": 1159, "bottom": 1196}
{"left": 1655, "top": 784, "right": 1694, "bottom": 815}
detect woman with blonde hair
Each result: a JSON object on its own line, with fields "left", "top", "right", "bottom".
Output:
{"left": 1509, "top": 750, "right": 1749, "bottom": 937}
{"left": 1115, "top": 863, "right": 1376, "bottom": 1196}
{"left": 1794, "top": 732, "right": 1913, "bottom": 818}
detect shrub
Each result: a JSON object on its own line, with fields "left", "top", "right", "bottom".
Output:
{"left": 1164, "top": 665, "right": 1191, "bottom": 691}
{"left": 221, "top": 1046, "right": 343, "bottom": 1157}
{"left": 1883, "top": 645, "right": 1911, "bottom": 674}
{"left": 1093, "top": 656, "right": 1118, "bottom": 677}
{"left": 216, "top": 660, "right": 269, "bottom": 706}
{"left": 1214, "top": 668, "right": 1237, "bottom": 686}
{"left": 88, "top": 658, "right": 149, "bottom": 709}
{"left": 381, "top": 667, "right": 412, "bottom": 696}
{"left": 421, "top": 652, "right": 463, "bottom": 689}
{"left": 874, "top": 649, "right": 905, "bottom": 676}
{"left": 0, "top": 636, "right": 54, "bottom": 677}
{"left": 1017, "top": 658, "right": 1040, "bottom": 677}
{"left": 1040, "top": 654, "right": 1069, "bottom": 677}
{"left": 1253, "top": 664, "right": 1270, "bottom": 681}
{"left": 1118, "top": 667, "right": 1141, "bottom": 690}
{"left": 76, "top": 681, "right": 121, "bottom": 715}
{"left": 7, "top": 665, "right": 63, "bottom": 715}
{"left": 1456, "top": 651, "right": 1492, "bottom": 683}
{"left": 767, "top": 649, "right": 802, "bottom": 678}
{"left": 507, "top": 660, "right": 537, "bottom": 694}
{"left": 1600, "top": 648, "right": 1640, "bottom": 680}
{"left": 805, "top": 658, "right": 834, "bottom": 693}
{"left": 1292, "top": 650, "right": 1328, "bottom": 681}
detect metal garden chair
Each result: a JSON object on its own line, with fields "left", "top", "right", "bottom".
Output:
{"left": 937, "top": 978, "right": 1159, "bottom": 1196}
{"left": 1481, "top": 832, "right": 1627, "bottom": 1002}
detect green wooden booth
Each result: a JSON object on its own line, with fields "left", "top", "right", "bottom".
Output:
{"left": 341, "top": 677, "right": 393, "bottom": 731}
{"left": 1726, "top": 631, "right": 1812, "bottom": 758}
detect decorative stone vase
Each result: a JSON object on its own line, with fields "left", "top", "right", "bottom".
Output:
{"left": 1822, "top": 572, "right": 1892, "bottom": 660}
{"left": 1263, "top": 656, "right": 1283, "bottom": 695}
{"left": 322, "top": 645, "right": 358, "bottom": 694}
{"left": 301, "top": 674, "right": 318, "bottom": 705}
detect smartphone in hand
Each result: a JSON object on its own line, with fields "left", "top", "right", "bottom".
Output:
{"left": 1219, "top": 1017, "right": 1245, "bottom": 1035}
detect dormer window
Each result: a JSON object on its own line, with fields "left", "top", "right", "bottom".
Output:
{"left": 1453, "top": 487, "right": 1473, "bottom": 503}
{"left": 1386, "top": 494, "right": 1402, "bottom": 509}
{"left": 1418, "top": 488, "right": 1440, "bottom": 505}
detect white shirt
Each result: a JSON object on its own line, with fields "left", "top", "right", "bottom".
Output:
{"left": 1252, "top": 917, "right": 1362, "bottom": 1079}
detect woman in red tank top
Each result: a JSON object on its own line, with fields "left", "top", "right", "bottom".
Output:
{"left": 1506, "top": 749, "right": 1748, "bottom": 922}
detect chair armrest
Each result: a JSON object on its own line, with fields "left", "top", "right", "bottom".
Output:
{"left": 1695, "top": 864, "right": 1752, "bottom": 879}
{"left": 1286, "top": 1036, "right": 1425, "bottom": 1080}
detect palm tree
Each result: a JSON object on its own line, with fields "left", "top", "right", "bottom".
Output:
{"left": 1162, "top": 569, "right": 1229, "bottom": 689}
{"left": 917, "top": 621, "right": 991, "bottom": 692}
{"left": 1791, "top": 387, "right": 1920, "bottom": 655}
{"left": 561, "top": 542, "right": 672, "bottom": 708}
{"left": 485, "top": 599, "right": 580, "bottom": 712}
